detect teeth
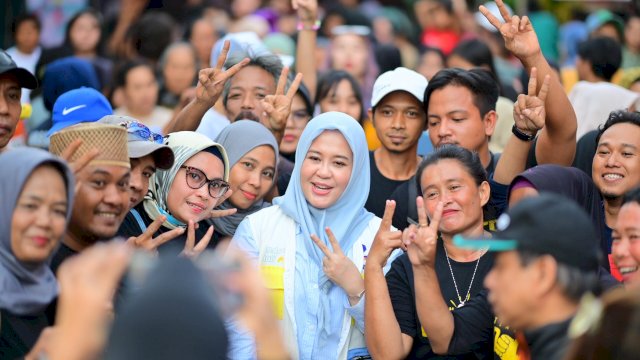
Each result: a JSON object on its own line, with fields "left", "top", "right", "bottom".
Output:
{"left": 314, "top": 185, "right": 330, "bottom": 190}
{"left": 604, "top": 174, "right": 623, "bottom": 180}
{"left": 97, "top": 213, "right": 117, "bottom": 218}
{"left": 620, "top": 267, "right": 638, "bottom": 275}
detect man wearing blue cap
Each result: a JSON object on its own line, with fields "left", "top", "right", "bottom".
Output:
{"left": 0, "top": 49, "right": 37, "bottom": 153}
{"left": 47, "top": 87, "right": 113, "bottom": 137}
{"left": 403, "top": 194, "right": 601, "bottom": 359}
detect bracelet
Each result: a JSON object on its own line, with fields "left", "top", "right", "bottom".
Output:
{"left": 511, "top": 125, "right": 536, "bottom": 142}
{"left": 297, "top": 19, "right": 321, "bottom": 31}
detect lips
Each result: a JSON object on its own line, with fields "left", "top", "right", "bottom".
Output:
{"left": 241, "top": 190, "right": 257, "bottom": 201}
{"left": 31, "top": 236, "right": 49, "bottom": 247}
{"left": 388, "top": 134, "right": 407, "bottom": 144}
{"left": 619, "top": 266, "right": 639, "bottom": 283}
{"left": 187, "top": 200, "right": 206, "bottom": 214}
{"left": 442, "top": 209, "right": 458, "bottom": 217}
{"left": 603, "top": 173, "right": 624, "bottom": 181}
{"left": 311, "top": 182, "right": 333, "bottom": 196}
{"left": 0, "top": 124, "right": 11, "bottom": 136}
{"left": 283, "top": 134, "right": 297, "bottom": 143}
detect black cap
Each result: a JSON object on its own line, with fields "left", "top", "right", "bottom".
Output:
{"left": 0, "top": 49, "right": 38, "bottom": 89}
{"left": 454, "top": 193, "right": 602, "bottom": 271}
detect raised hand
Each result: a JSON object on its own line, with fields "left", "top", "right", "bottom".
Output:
{"left": 59, "top": 138, "right": 100, "bottom": 176}
{"left": 514, "top": 67, "right": 550, "bottom": 136}
{"left": 478, "top": 0, "right": 541, "bottom": 61}
{"left": 261, "top": 67, "right": 303, "bottom": 133}
{"left": 181, "top": 220, "right": 214, "bottom": 258}
{"left": 196, "top": 40, "right": 250, "bottom": 106}
{"left": 126, "top": 215, "right": 185, "bottom": 253}
{"left": 404, "top": 197, "right": 442, "bottom": 268}
{"left": 311, "top": 227, "right": 364, "bottom": 298}
{"left": 292, "top": 0, "right": 318, "bottom": 23}
{"left": 367, "top": 200, "right": 404, "bottom": 269}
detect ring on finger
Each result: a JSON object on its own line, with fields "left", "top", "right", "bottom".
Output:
{"left": 418, "top": 223, "right": 428, "bottom": 228}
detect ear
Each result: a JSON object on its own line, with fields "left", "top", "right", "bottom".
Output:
{"left": 368, "top": 108, "right": 374, "bottom": 127}
{"left": 478, "top": 180, "right": 491, "bottom": 207}
{"left": 483, "top": 110, "right": 498, "bottom": 138}
{"left": 532, "top": 255, "right": 559, "bottom": 297}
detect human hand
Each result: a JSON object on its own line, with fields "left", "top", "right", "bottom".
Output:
{"left": 59, "top": 138, "right": 100, "bottom": 195}
{"left": 404, "top": 197, "right": 442, "bottom": 268}
{"left": 513, "top": 67, "right": 550, "bottom": 136}
{"left": 366, "top": 200, "right": 404, "bottom": 269}
{"left": 126, "top": 215, "right": 185, "bottom": 253}
{"left": 311, "top": 227, "right": 364, "bottom": 298}
{"left": 292, "top": 0, "right": 318, "bottom": 23}
{"left": 181, "top": 220, "right": 214, "bottom": 258}
{"left": 261, "top": 67, "right": 303, "bottom": 133}
{"left": 195, "top": 40, "right": 250, "bottom": 106}
{"left": 478, "top": 0, "right": 541, "bottom": 61}
{"left": 209, "top": 189, "right": 237, "bottom": 218}
{"left": 53, "top": 241, "right": 132, "bottom": 360}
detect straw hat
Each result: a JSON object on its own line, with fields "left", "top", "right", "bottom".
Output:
{"left": 49, "top": 123, "right": 130, "bottom": 168}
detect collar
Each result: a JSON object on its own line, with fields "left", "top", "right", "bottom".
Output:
{"left": 524, "top": 316, "right": 573, "bottom": 359}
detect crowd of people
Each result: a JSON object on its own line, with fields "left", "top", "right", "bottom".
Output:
{"left": 2, "top": 0, "right": 640, "bottom": 359}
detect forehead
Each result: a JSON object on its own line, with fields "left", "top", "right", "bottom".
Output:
{"left": 167, "top": 46, "right": 194, "bottom": 62}
{"left": 332, "top": 34, "right": 367, "bottom": 47}
{"left": 131, "top": 155, "right": 156, "bottom": 168}
{"left": 79, "top": 164, "right": 130, "bottom": 179}
{"left": 0, "top": 73, "right": 20, "bottom": 89}
{"left": 599, "top": 123, "right": 640, "bottom": 147}
{"left": 428, "top": 85, "right": 478, "bottom": 113}
{"left": 127, "top": 65, "right": 154, "bottom": 81}
{"left": 619, "top": 202, "right": 640, "bottom": 225}
{"left": 230, "top": 65, "right": 276, "bottom": 91}
{"left": 183, "top": 151, "right": 224, "bottom": 176}
{"left": 377, "top": 91, "right": 422, "bottom": 108}
{"left": 420, "top": 159, "right": 470, "bottom": 185}
{"left": 309, "top": 130, "right": 352, "bottom": 155}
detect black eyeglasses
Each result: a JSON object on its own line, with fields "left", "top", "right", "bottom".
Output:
{"left": 180, "top": 166, "right": 229, "bottom": 198}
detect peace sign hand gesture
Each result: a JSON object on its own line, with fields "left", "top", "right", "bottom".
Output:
{"left": 404, "top": 197, "right": 442, "bottom": 269}
{"left": 261, "top": 67, "right": 303, "bottom": 133}
{"left": 311, "top": 227, "right": 364, "bottom": 299}
{"left": 181, "top": 220, "right": 214, "bottom": 258}
{"left": 514, "top": 67, "right": 551, "bottom": 136}
{"left": 126, "top": 215, "right": 185, "bottom": 254}
{"left": 367, "top": 200, "right": 404, "bottom": 269}
{"left": 479, "top": 0, "right": 541, "bottom": 61}
{"left": 196, "top": 40, "right": 250, "bottom": 106}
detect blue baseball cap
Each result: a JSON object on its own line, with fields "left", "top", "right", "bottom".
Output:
{"left": 48, "top": 87, "right": 113, "bottom": 137}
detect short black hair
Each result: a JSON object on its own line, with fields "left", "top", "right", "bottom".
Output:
{"left": 415, "top": 144, "right": 487, "bottom": 196}
{"left": 424, "top": 68, "right": 499, "bottom": 117}
{"left": 577, "top": 37, "right": 622, "bottom": 81}
{"left": 114, "top": 59, "right": 155, "bottom": 88}
{"left": 11, "top": 14, "right": 41, "bottom": 36}
{"left": 595, "top": 110, "right": 640, "bottom": 145}
{"left": 623, "top": 187, "right": 640, "bottom": 206}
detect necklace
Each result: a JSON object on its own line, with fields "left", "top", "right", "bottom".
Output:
{"left": 443, "top": 243, "right": 483, "bottom": 308}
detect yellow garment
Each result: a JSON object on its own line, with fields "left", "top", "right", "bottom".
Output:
{"left": 363, "top": 118, "right": 381, "bottom": 151}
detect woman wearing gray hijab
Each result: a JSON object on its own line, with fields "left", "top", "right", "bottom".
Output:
{"left": 0, "top": 148, "right": 74, "bottom": 359}
{"left": 210, "top": 120, "right": 279, "bottom": 238}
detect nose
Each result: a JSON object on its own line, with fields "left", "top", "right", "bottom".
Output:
{"left": 285, "top": 113, "right": 296, "bottom": 129}
{"left": 103, "top": 184, "right": 127, "bottom": 209}
{"left": 34, "top": 206, "right": 52, "bottom": 229}
{"left": 316, "top": 161, "right": 331, "bottom": 178}
{"left": 390, "top": 112, "right": 406, "bottom": 129}
{"left": 437, "top": 119, "right": 451, "bottom": 139}
{"left": 0, "top": 93, "right": 9, "bottom": 115}
{"left": 241, "top": 93, "right": 255, "bottom": 109}
{"left": 129, "top": 170, "right": 143, "bottom": 194}
{"left": 605, "top": 152, "right": 620, "bottom": 167}
{"left": 247, "top": 169, "right": 261, "bottom": 188}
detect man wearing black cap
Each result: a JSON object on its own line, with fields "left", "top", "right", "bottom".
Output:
{"left": 0, "top": 49, "right": 37, "bottom": 152}
{"left": 405, "top": 194, "right": 601, "bottom": 360}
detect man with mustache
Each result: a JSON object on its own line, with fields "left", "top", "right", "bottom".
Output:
{"left": 364, "top": 67, "right": 428, "bottom": 218}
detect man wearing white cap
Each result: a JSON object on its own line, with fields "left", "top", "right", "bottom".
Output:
{"left": 364, "top": 67, "right": 428, "bottom": 218}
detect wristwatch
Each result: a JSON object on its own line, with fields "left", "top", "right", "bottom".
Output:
{"left": 512, "top": 125, "right": 536, "bottom": 142}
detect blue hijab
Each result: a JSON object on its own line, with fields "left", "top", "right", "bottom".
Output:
{"left": 274, "top": 112, "right": 373, "bottom": 338}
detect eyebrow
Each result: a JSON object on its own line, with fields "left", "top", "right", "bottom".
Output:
{"left": 229, "top": 85, "right": 269, "bottom": 91}
{"left": 598, "top": 142, "right": 638, "bottom": 150}
{"left": 24, "top": 194, "right": 68, "bottom": 205}
{"left": 307, "top": 150, "right": 351, "bottom": 161}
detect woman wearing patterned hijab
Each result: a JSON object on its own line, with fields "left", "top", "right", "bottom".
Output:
{"left": 0, "top": 148, "right": 74, "bottom": 359}
{"left": 209, "top": 120, "right": 279, "bottom": 239}
{"left": 227, "top": 112, "right": 402, "bottom": 359}
{"left": 117, "top": 131, "right": 230, "bottom": 254}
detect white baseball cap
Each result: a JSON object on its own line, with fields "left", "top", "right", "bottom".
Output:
{"left": 371, "top": 67, "right": 428, "bottom": 108}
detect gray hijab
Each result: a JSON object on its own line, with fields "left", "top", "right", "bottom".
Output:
{"left": 0, "top": 148, "right": 74, "bottom": 315}
{"left": 210, "top": 121, "right": 279, "bottom": 237}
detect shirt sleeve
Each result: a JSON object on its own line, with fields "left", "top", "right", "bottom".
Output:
{"left": 228, "top": 217, "right": 260, "bottom": 260}
{"left": 225, "top": 317, "right": 258, "bottom": 360}
{"left": 447, "top": 289, "right": 495, "bottom": 355}
{"left": 488, "top": 178, "right": 510, "bottom": 219}
{"left": 386, "top": 256, "right": 417, "bottom": 337}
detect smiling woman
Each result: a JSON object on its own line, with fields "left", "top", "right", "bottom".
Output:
{"left": 0, "top": 147, "right": 74, "bottom": 359}
{"left": 117, "top": 131, "right": 230, "bottom": 254}
{"left": 228, "top": 112, "right": 403, "bottom": 359}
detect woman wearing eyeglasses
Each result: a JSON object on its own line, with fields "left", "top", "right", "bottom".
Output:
{"left": 117, "top": 131, "right": 230, "bottom": 255}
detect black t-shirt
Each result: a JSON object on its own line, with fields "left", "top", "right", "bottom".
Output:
{"left": 117, "top": 203, "right": 220, "bottom": 255}
{"left": 50, "top": 242, "right": 78, "bottom": 276}
{"left": 365, "top": 151, "right": 411, "bottom": 218}
{"left": 0, "top": 309, "right": 52, "bottom": 360}
{"left": 386, "top": 241, "right": 502, "bottom": 359}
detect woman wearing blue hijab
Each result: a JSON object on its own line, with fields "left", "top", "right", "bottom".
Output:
{"left": 228, "top": 112, "right": 402, "bottom": 359}
{"left": 0, "top": 148, "right": 74, "bottom": 359}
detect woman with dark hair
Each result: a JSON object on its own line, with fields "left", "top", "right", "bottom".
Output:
{"left": 365, "top": 145, "right": 515, "bottom": 359}
{"left": 36, "top": 9, "right": 112, "bottom": 89}
{"left": 0, "top": 148, "right": 74, "bottom": 359}
{"left": 416, "top": 46, "right": 446, "bottom": 81}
